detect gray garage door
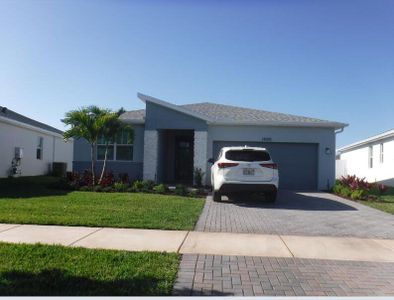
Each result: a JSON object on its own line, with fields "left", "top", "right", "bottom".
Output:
{"left": 212, "top": 141, "right": 318, "bottom": 190}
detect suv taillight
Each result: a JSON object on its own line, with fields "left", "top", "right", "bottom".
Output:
{"left": 218, "top": 162, "right": 239, "bottom": 168}
{"left": 260, "top": 163, "right": 278, "bottom": 169}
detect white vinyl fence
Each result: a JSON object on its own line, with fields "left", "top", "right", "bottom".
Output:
{"left": 335, "top": 159, "right": 347, "bottom": 179}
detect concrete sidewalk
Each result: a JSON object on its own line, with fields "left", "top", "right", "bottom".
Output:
{"left": 1, "top": 223, "right": 394, "bottom": 262}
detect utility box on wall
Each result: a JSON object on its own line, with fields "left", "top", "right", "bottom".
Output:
{"left": 15, "top": 147, "right": 23, "bottom": 159}
{"left": 11, "top": 147, "right": 23, "bottom": 177}
{"left": 52, "top": 162, "right": 67, "bottom": 177}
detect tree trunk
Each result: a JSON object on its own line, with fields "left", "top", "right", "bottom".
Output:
{"left": 90, "top": 144, "right": 96, "bottom": 185}
{"left": 98, "top": 143, "right": 109, "bottom": 185}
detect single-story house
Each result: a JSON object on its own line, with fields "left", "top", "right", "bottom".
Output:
{"left": 0, "top": 106, "right": 73, "bottom": 178}
{"left": 336, "top": 129, "right": 394, "bottom": 186}
{"left": 73, "top": 93, "right": 347, "bottom": 190}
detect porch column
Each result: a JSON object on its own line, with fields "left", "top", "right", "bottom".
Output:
{"left": 193, "top": 131, "right": 208, "bottom": 185}
{"left": 143, "top": 130, "right": 158, "bottom": 182}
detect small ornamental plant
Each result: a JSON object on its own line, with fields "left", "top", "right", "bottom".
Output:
{"left": 333, "top": 175, "right": 389, "bottom": 201}
{"left": 60, "top": 171, "right": 208, "bottom": 197}
{"left": 154, "top": 184, "right": 168, "bottom": 194}
{"left": 114, "top": 182, "right": 128, "bottom": 192}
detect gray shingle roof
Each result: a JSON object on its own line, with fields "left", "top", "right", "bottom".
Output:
{"left": 119, "top": 109, "right": 145, "bottom": 123}
{"left": 181, "top": 102, "right": 333, "bottom": 124}
{"left": 0, "top": 106, "right": 63, "bottom": 135}
{"left": 121, "top": 98, "right": 346, "bottom": 128}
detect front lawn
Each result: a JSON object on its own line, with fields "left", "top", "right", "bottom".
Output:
{"left": 0, "top": 176, "right": 204, "bottom": 230}
{"left": 359, "top": 188, "right": 394, "bottom": 215}
{"left": 0, "top": 242, "right": 179, "bottom": 296}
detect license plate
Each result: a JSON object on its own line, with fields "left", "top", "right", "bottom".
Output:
{"left": 243, "top": 168, "right": 255, "bottom": 176}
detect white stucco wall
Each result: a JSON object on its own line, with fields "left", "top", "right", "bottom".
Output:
{"left": 0, "top": 120, "right": 73, "bottom": 177}
{"left": 193, "top": 131, "right": 208, "bottom": 185}
{"left": 207, "top": 125, "right": 337, "bottom": 190}
{"left": 339, "top": 138, "right": 394, "bottom": 186}
{"left": 142, "top": 130, "right": 158, "bottom": 181}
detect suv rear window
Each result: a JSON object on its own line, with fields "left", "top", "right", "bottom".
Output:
{"left": 225, "top": 150, "right": 270, "bottom": 162}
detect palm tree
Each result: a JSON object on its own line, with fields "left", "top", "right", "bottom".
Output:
{"left": 97, "top": 111, "right": 120, "bottom": 184}
{"left": 97, "top": 108, "right": 132, "bottom": 184}
{"left": 62, "top": 106, "right": 110, "bottom": 185}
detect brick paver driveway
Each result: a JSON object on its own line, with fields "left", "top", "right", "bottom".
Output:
{"left": 195, "top": 190, "right": 394, "bottom": 239}
{"left": 173, "top": 190, "right": 394, "bottom": 296}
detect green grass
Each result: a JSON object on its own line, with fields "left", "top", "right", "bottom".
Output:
{"left": 0, "top": 176, "right": 205, "bottom": 230}
{"left": 0, "top": 242, "right": 179, "bottom": 296}
{"left": 360, "top": 187, "right": 394, "bottom": 215}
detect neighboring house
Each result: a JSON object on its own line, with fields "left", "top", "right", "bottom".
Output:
{"left": 73, "top": 93, "right": 347, "bottom": 190}
{"left": 336, "top": 129, "right": 394, "bottom": 186}
{"left": 0, "top": 106, "right": 73, "bottom": 178}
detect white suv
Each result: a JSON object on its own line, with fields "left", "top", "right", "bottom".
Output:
{"left": 209, "top": 146, "right": 279, "bottom": 202}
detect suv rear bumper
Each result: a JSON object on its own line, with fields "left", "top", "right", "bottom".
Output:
{"left": 219, "top": 183, "right": 277, "bottom": 194}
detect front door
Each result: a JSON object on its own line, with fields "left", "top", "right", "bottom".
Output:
{"left": 174, "top": 135, "right": 194, "bottom": 183}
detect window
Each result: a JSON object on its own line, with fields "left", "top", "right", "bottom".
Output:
{"left": 97, "top": 139, "right": 114, "bottom": 160}
{"left": 380, "top": 143, "right": 384, "bottom": 163}
{"left": 115, "top": 129, "right": 134, "bottom": 161}
{"left": 368, "top": 146, "right": 373, "bottom": 168}
{"left": 226, "top": 150, "right": 271, "bottom": 162}
{"left": 36, "top": 137, "right": 43, "bottom": 160}
{"left": 97, "top": 129, "right": 133, "bottom": 161}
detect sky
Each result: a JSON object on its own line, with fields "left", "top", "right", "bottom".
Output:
{"left": 0, "top": 0, "right": 393, "bottom": 148}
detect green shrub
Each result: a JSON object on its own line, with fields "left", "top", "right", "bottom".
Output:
{"left": 333, "top": 177, "right": 389, "bottom": 201}
{"left": 126, "top": 187, "right": 136, "bottom": 193}
{"left": 197, "top": 188, "right": 206, "bottom": 196}
{"left": 93, "top": 185, "right": 103, "bottom": 192}
{"left": 369, "top": 184, "right": 380, "bottom": 196}
{"left": 175, "top": 184, "right": 187, "bottom": 196}
{"left": 351, "top": 189, "right": 366, "bottom": 200}
{"left": 79, "top": 186, "right": 92, "bottom": 192}
{"left": 332, "top": 183, "right": 343, "bottom": 195}
{"left": 114, "top": 182, "right": 128, "bottom": 192}
{"left": 340, "top": 186, "right": 352, "bottom": 198}
{"left": 333, "top": 183, "right": 352, "bottom": 198}
{"left": 154, "top": 184, "right": 168, "bottom": 194}
{"left": 48, "top": 178, "right": 72, "bottom": 191}
{"left": 188, "top": 190, "right": 198, "bottom": 197}
{"left": 142, "top": 180, "right": 155, "bottom": 192}
{"left": 333, "top": 182, "right": 353, "bottom": 198}
{"left": 132, "top": 180, "right": 144, "bottom": 192}
{"left": 102, "top": 186, "right": 113, "bottom": 193}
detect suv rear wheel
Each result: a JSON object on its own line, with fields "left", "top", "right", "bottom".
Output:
{"left": 213, "top": 190, "right": 222, "bottom": 202}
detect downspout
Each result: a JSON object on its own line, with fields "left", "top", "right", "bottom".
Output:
{"left": 331, "top": 126, "right": 346, "bottom": 189}
{"left": 52, "top": 136, "right": 56, "bottom": 173}
{"left": 52, "top": 136, "right": 56, "bottom": 162}
{"left": 335, "top": 127, "right": 345, "bottom": 157}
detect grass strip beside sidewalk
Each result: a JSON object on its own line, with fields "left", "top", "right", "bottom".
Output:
{"left": 0, "top": 242, "right": 179, "bottom": 296}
